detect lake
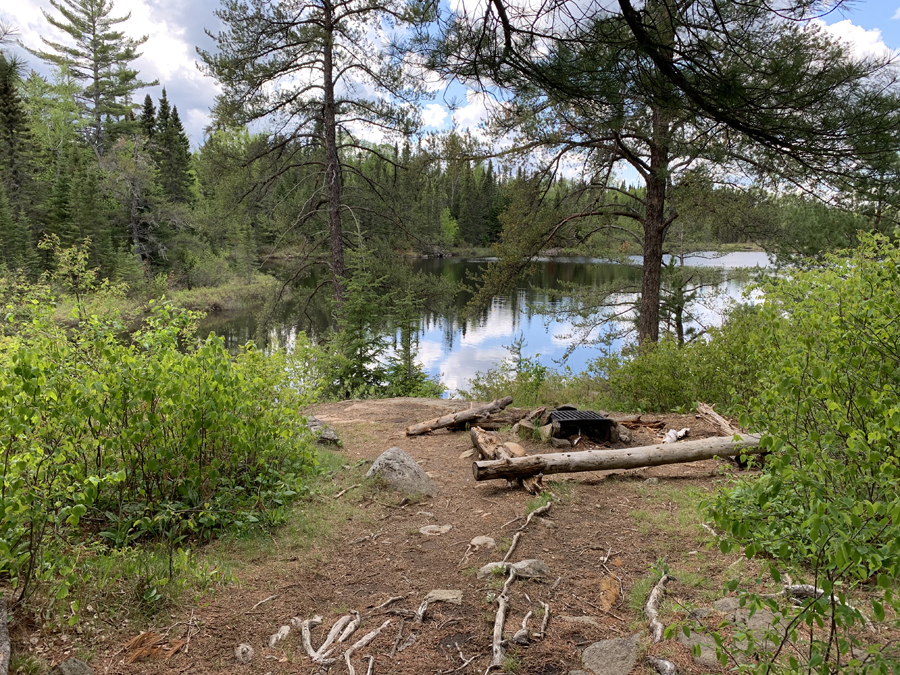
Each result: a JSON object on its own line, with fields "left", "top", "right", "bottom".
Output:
{"left": 201, "top": 251, "right": 771, "bottom": 395}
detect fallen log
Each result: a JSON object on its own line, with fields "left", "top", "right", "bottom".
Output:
{"left": 406, "top": 397, "right": 513, "bottom": 436}
{"left": 470, "top": 427, "right": 542, "bottom": 494}
{"left": 446, "top": 408, "right": 528, "bottom": 431}
{"left": 473, "top": 434, "right": 762, "bottom": 481}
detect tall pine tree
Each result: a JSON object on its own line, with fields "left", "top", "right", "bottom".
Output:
{"left": 153, "top": 89, "right": 192, "bottom": 204}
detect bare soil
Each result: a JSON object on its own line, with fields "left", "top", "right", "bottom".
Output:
{"left": 16, "top": 398, "right": 761, "bottom": 675}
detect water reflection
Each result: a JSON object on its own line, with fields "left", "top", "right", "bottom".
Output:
{"left": 200, "top": 253, "right": 769, "bottom": 395}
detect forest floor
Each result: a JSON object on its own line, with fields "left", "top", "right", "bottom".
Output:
{"left": 16, "top": 398, "right": 782, "bottom": 675}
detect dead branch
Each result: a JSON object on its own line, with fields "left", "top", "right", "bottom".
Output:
{"left": 268, "top": 625, "right": 290, "bottom": 648}
{"left": 474, "top": 435, "right": 762, "bottom": 481}
{"left": 339, "top": 610, "right": 362, "bottom": 643}
{"left": 389, "top": 620, "right": 405, "bottom": 658}
{"left": 334, "top": 484, "right": 361, "bottom": 499}
{"left": 299, "top": 616, "right": 324, "bottom": 659}
{"left": 406, "top": 397, "right": 513, "bottom": 436}
{"left": 697, "top": 402, "right": 741, "bottom": 435}
{"left": 490, "top": 595, "right": 510, "bottom": 670}
{"left": 368, "top": 596, "right": 403, "bottom": 614}
{"left": 415, "top": 599, "right": 429, "bottom": 624}
{"left": 645, "top": 574, "right": 670, "bottom": 643}
{"left": 538, "top": 602, "right": 550, "bottom": 639}
{"left": 315, "top": 614, "right": 353, "bottom": 659}
{"left": 518, "top": 503, "right": 552, "bottom": 532}
{"left": 365, "top": 655, "right": 375, "bottom": 675}
{"left": 502, "top": 532, "right": 521, "bottom": 564}
{"left": 250, "top": 594, "right": 278, "bottom": 611}
{"left": 344, "top": 619, "right": 391, "bottom": 675}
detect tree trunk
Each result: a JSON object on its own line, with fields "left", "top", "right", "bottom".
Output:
{"left": 472, "top": 433, "right": 761, "bottom": 481}
{"left": 322, "top": 1, "right": 345, "bottom": 308}
{"left": 0, "top": 598, "right": 9, "bottom": 675}
{"left": 638, "top": 106, "right": 671, "bottom": 346}
{"left": 405, "top": 397, "right": 513, "bottom": 436}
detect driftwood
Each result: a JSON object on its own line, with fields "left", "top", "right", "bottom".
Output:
{"left": 470, "top": 427, "right": 543, "bottom": 494}
{"left": 447, "top": 408, "right": 528, "bottom": 431}
{"left": 489, "top": 569, "right": 516, "bottom": 671}
{"left": 0, "top": 600, "right": 9, "bottom": 675}
{"left": 697, "top": 402, "right": 741, "bottom": 435}
{"left": 473, "top": 434, "right": 762, "bottom": 482}
{"left": 645, "top": 574, "right": 670, "bottom": 643}
{"left": 406, "top": 397, "right": 513, "bottom": 436}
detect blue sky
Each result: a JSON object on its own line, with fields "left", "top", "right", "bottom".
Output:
{"left": 3, "top": 0, "right": 899, "bottom": 147}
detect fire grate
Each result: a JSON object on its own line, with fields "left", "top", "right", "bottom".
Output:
{"left": 549, "top": 410, "right": 614, "bottom": 443}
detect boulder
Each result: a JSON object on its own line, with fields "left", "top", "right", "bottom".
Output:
{"left": 49, "top": 659, "right": 93, "bottom": 675}
{"left": 582, "top": 634, "right": 640, "bottom": 675}
{"left": 306, "top": 416, "right": 341, "bottom": 446}
{"left": 366, "top": 447, "right": 439, "bottom": 497}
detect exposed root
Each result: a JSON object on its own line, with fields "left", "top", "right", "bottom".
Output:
{"left": 645, "top": 574, "right": 670, "bottom": 644}
{"left": 537, "top": 602, "right": 550, "bottom": 639}
{"left": 518, "top": 503, "right": 552, "bottom": 533}
{"left": 501, "top": 532, "right": 521, "bottom": 564}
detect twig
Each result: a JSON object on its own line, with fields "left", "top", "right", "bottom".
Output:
{"left": 501, "top": 515, "right": 524, "bottom": 529}
{"left": 501, "top": 532, "right": 521, "bottom": 564}
{"left": 315, "top": 614, "right": 353, "bottom": 659}
{"left": 369, "top": 596, "right": 403, "bottom": 614}
{"left": 250, "top": 594, "right": 279, "bottom": 612}
{"left": 518, "top": 503, "right": 552, "bottom": 533}
{"left": 364, "top": 655, "right": 375, "bottom": 675}
{"left": 334, "top": 484, "right": 361, "bottom": 499}
{"left": 415, "top": 599, "right": 430, "bottom": 624}
{"left": 700, "top": 523, "right": 717, "bottom": 536}
{"left": 645, "top": 574, "right": 670, "bottom": 643}
{"left": 538, "top": 602, "right": 550, "bottom": 638}
{"left": 345, "top": 619, "right": 391, "bottom": 675}
{"left": 389, "top": 619, "right": 405, "bottom": 658}
{"left": 184, "top": 610, "right": 195, "bottom": 655}
{"left": 442, "top": 643, "right": 479, "bottom": 673}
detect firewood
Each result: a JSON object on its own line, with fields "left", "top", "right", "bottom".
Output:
{"left": 406, "top": 397, "right": 513, "bottom": 436}
{"left": 473, "top": 434, "right": 762, "bottom": 481}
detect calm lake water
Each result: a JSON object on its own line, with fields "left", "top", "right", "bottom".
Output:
{"left": 201, "top": 251, "right": 771, "bottom": 395}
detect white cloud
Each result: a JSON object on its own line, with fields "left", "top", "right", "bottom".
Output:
{"left": 421, "top": 103, "right": 449, "bottom": 128}
{"left": 894, "top": 7, "right": 900, "bottom": 20}
{"left": 817, "top": 19, "right": 895, "bottom": 59}
{"left": 452, "top": 89, "right": 491, "bottom": 130}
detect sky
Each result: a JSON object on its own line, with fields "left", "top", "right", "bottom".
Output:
{"left": 2, "top": 0, "right": 899, "bottom": 147}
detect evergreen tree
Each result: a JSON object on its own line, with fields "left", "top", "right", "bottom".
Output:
{"left": 0, "top": 53, "right": 38, "bottom": 222}
{"left": 139, "top": 94, "right": 155, "bottom": 141}
{"left": 153, "top": 90, "right": 192, "bottom": 204}
{"left": 29, "top": 0, "right": 157, "bottom": 155}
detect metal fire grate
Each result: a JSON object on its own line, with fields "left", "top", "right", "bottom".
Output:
{"left": 549, "top": 410, "right": 609, "bottom": 423}
{"left": 549, "top": 410, "right": 614, "bottom": 442}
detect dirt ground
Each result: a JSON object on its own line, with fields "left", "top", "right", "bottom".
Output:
{"left": 17, "top": 398, "right": 763, "bottom": 675}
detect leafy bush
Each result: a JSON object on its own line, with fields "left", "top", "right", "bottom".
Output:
{"left": 0, "top": 289, "right": 318, "bottom": 609}
{"left": 706, "top": 234, "right": 900, "bottom": 672}
{"left": 588, "top": 303, "right": 772, "bottom": 413}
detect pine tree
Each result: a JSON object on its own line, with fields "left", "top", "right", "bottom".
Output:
{"left": 153, "top": 89, "right": 192, "bottom": 204}
{"left": 0, "top": 53, "right": 38, "bottom": 223}
{"left": 29, "top": 0, "right": 158, "bottom": 155}
{"left": 139, "top": 93, "right": 155, "bottom": 141}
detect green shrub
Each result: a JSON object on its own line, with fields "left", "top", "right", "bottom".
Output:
{"left": 0, "top": 291, "right": 319, "bottom": 609}
{"left": 706, "top": 234, "right": 900, "bottom": 672}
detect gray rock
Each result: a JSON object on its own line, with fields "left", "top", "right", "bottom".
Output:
{"left": 558, "top": 615, "right": 603, "bottom": 629}
{"left": 615, "top": 425, "right": 632, "bottom": 444}
{"left": 678, "top": 631, "right": 719, "bottom": 667}
{"left": 307, "top": 415, "right": 341, "bottom": 446}
{"left": 476, "top": 559, "right": 551, "bottom": 580}
{"left": 551, "top": 437, "right": 572, "bottom": 448}
{"left": 728, "top": 608, "right": 779, "bottom": 654}
{"left": 49, "top": 659, "right": 93, "bottom": 675}
{"left": 713, "top": 596, "right": 742, "bottom": 613}
{"left": 689, "top": 607, "right": 711, "bottom": 619}
{"left": 644, "top": 477, "right": 659, "bottom": 485}
{"left": 366, "top": 447, "right": 439, "bottom": 497}
{"left": 582, "top": 634, "right": 640, "bottom": 675}
{"left": 424, "top": 589, "right": 463, "bottom": 605}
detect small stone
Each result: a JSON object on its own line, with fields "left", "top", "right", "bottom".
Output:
{"left": 615, "top": 425, "right": 632, "bottom": 444}
{"left": 539, "top": 424, "right": 554, "bottom": 442}
{"left": 420, "top": 524, "right": 452, "bottom": 536}
{"left": 470, "top": 535, "right": 496, "bottom": 549}
{"left": 558, "top": 615, "right": 602, "bottom": 629}
{"left": 423, "top": 589, "right": 463, "bottom": 605}
{"left": 235, "top": 644, "right": 255, "bottom": 664}
{"left": 538, "top": 517, "right": 557, "bottom": 529}
{"left": 644, "top": 477, "right": 659, "bottom": 485}
{"left": 306, "top": 415, "right": 341, "bottom": 446}
{"left": 49, "top": 659, "right": 93, "bottom": 675}
{"left": 582, "top": 634, "right": 640, "bottom": 675}
{"left": 551, "top": 437, "right": 572, "bottom": 448}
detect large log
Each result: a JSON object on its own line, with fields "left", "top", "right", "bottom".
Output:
{"left": 472, "top": 434, "right": 762, "bottom": 481}
{"left": 405, "top": 397, "right": 513, "bottom": 436}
